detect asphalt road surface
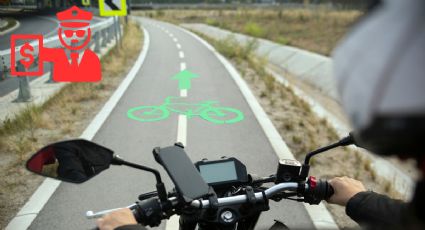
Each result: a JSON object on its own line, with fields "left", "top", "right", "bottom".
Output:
{"left": 28, "top": 17, "right": 315, "bottom": 230}
{"left": 0, "top": 13, "right": 102, "bottom": 50}
{"left": 0, "top": 14, "right": 58, "bottom": 50}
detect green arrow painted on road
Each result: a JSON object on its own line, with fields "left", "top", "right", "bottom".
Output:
{"left": 172, "top": 70, "right": 199, "bottom": 90}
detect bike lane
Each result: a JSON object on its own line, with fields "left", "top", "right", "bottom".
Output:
{"left": 28, "top": 17, "right": 315, "bottom": 229}
{"left": 140, "top": 18, "right": 315, "bottom": 229}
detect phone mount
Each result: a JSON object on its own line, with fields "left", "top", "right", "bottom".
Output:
{"left": 153, "top": 143, "right": 210, "bottom": 203}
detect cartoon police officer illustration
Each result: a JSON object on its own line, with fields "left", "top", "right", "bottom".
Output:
{"left": 42, "top": 6, "right": 101, "bottom": 82}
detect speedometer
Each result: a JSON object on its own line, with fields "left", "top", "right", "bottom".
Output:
{"left": 195, "top": 157, "right": 249, "bottom": 188}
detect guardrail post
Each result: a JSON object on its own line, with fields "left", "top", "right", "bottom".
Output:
{"left": 34, "top": 54, "right": 39, "bottom": 68}
{"left": 47, "top": 62, "right": 54, "bottom": 83}
{"left": 108, "top": 23, "right": 114, "bottom": 43}
{"left": 0, "top": 63, "right": 5, "bottom": 81}
{"left": 89, "top": 31, "right": 95, "bottom": 50}
{"left": 0, "top": 56, "right": 8, "bottom": 81}
{"left": 101, "top": 29, "right": 108, "bottom": 47}
{"left": 16, "top": 76, "right": 32, "bottom": 102}
{"left": 117, "top": 18, "right": 122, "bottom": 45}
{"left": 88, "top": 32, "right": 95, "bottom": 50}
{"left": 94, "top": 31, "right": 101, "bottom": 53}
{"left": 114, "top": 17, "right": 120, "bottom": 48}
{"left": 14, "top": 62, "right": 31, "bottom": 102}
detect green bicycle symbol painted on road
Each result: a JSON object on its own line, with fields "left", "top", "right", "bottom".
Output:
{"left": 127, "top": 96, "right": 244, "bottom": 124}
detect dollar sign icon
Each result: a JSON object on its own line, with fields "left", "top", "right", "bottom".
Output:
{"left": 19, "top": 42, "right": 35, "bottom": 70}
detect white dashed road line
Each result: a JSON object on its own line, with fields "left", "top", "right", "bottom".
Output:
{"left": 166, "top": 33, "right": 188, "bottom": 229}
{"left": 179, "top": 51, "right": 185, "bottom": 59}
{"left": 180, "top": 62, "right": 186, "bottom": 71}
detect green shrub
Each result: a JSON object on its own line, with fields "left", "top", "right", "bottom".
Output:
{"left": 205, "top": 18, "right": 219, "bottom": 27}
{"left": 156, "top": 10, "right": 165, "bottom": 17}
{"left": 215, "top": 36, "right": 239, "bottom": 59}
{"left": 214, "top": 36, "right": 258, "bottom": 61}
{"left": 243, "top": 22, "right": 265, "bottom": 38}
{"left": 241, "top": 38, "right": 258, "bottom": 59}
{"left": 277, "top": 36, "right": 290, "bottom": 45}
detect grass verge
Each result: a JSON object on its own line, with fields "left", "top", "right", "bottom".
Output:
{"left": 137, "top": 8, "right": 362, "bottom": 56}
{"left": 195, "top": 33, "right": 402, "bottom": 228}
{"left": 0, "top": 19, "right": 143, "bottom": 229}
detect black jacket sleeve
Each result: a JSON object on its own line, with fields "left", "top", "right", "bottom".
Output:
{"left": 115, "top": 224, "right": 147, "bottom": 230}
{"left": 346, "top": 191, "right": 408, "bottom": 227}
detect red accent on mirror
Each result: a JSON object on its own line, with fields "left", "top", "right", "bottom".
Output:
{"left": 27, "top": 147, "right": 56, "bottom": 173}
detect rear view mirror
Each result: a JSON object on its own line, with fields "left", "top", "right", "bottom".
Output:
{"left": 26, "top": 139, "right": 114, "bottom": 183}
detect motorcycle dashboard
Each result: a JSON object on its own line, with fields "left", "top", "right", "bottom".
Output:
{"left": 195, "top": 157, "right": 248, "bottom": 188}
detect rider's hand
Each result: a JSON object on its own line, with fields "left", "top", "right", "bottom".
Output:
{"left": 328, "top": 176, "right": 366, "bottom": 206}
{"left": 96, "top": 208, "right": 137, "bottom": 230}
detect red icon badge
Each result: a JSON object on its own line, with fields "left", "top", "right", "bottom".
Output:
{"left": 10, "top": 6, "right": 102, "bottom": 82}
{"left": 10, "top": 34, "right": 43, "bottom": 76}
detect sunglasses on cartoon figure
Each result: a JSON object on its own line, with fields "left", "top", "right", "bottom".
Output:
{"left": 63, "top": 29, "right": 87, "bottom": 44}
{"left": 64, "top": 29, "right": 86, "bottom": 38}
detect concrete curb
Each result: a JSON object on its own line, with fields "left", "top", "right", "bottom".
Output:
{"left": 176, "top": 23, "right": 339, "bottom": 230}
{"left": 5, "top": 25, "right": 150, "bottom": 230}
{"left": 0, "top": 20, "right": 20, "bottom": 36}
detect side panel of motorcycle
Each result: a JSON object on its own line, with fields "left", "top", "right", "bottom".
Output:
{"left": 26, "top": 139, "right": 114, "bottom": 183}
{"left": 154, "top": 145, "right": 210, "bottom": 202}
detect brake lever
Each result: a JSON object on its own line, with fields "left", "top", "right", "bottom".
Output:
{"left": 86, "top": 203, "right": 138, "bottom": 219}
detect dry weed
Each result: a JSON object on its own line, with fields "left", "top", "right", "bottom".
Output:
{"left": 140, "top": 8, "right": 363, "bottom": 55}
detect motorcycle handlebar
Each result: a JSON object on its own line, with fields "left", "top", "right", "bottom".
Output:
{"left": 87, "top": 181, "right": 334, "bottom": 227}
{"left": 187, "top": 180, "right": 334, "bottom": 208}
{"left": 190, "top": 182, "right": 301, "bottom": 208}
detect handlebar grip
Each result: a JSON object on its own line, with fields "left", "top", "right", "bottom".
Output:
{"left": 325, "top": 183, "right": 334, "bottom": 200}
{"left": 133, "top": 198, "right": 163, "bottom": 227}
{"left": 304, "top": 177, "right": 334, "bottom": 205}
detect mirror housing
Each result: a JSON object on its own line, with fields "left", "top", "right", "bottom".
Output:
{"left": 26, "top": 139, "right": 114, "bottom": 183}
